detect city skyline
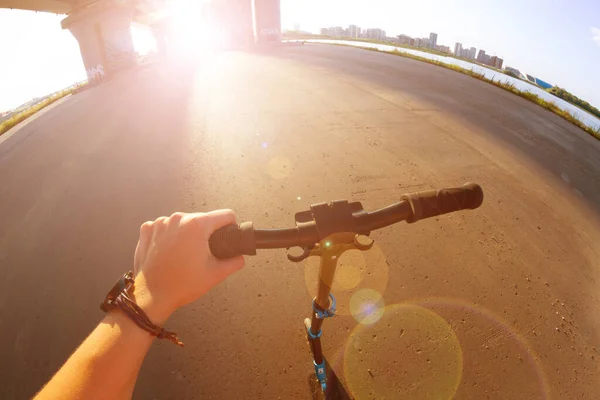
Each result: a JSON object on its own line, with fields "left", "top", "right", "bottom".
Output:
{"left": 317, "top": 25, "right": 504, "bottom": 70}
{"left": 281, "top": 0, "right": 600, "bottom": 111}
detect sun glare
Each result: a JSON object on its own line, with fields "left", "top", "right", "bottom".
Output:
{"left": 131, "top": 0, "right": 218, "bottom": 59}
{"left": 168, "top": 0, "right": 219, "bottom": 58}
{"left": 131, "top": 24, "right": 157, "bottom": 55}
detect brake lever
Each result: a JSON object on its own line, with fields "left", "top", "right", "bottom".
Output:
{"left": 286, "top": 233, "right": 373, "bottom": 263}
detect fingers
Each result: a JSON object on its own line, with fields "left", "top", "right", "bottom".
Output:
{"left": 153, "top": 216, "right": 168, "bottom": 234}
{"left": 140, "top": 220, "right": 154, "bottom": 240}
{"left": 203, "top": 209, "right": 237, "bottom": 233}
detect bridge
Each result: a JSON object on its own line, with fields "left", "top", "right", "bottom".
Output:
{"left": 1, "top": 0, "right": 281, "bottom": 79}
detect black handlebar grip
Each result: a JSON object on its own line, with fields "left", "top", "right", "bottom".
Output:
{"left": 209, "top": 222, "right": 257, "bottom": 259}
{"left": 401, "top": 183, "right": 483, "bottom": 223}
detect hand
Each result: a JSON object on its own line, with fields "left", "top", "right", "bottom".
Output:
{"left": 131, "top": 210, "right": 245, "bottom": 324}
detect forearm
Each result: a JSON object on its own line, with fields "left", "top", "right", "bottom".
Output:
{"left": 35, "top": 277, "right": 172, "bottom": 400}
{"left": 35, "top": 211, "right": 243, "bottom": 399}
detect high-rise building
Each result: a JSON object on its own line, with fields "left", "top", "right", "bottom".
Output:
{"left": 469, "top": 47, "right": 476, "bottom": 60}
{"left": 457, "top": 44, "right": 477, "bottom": 59}
{"left": 333, "top": 26, "right": 343, "bottom": 37}
{"left": 454, "top": 42, "right": 462, "bottom": 56}
{"left": 397, "top": 34, "right": 412, "bottom": 45}
{"left": 320, "top": 28, "right": 327, "bottom": 36}
{"left": 477, "top": 50, "right": 492, "bottom": 65}
{"left": 490, "top": 56, "right": 504, "bottom": 69}
{"left": 364, "top": 28, "right": 385, "bottom": 40}
{"left": 429, "top": 32, "right": 438, "bottom": 49}
{"left": 356, "top": 27, "right": 361, "bottom": 37}
{"left": 416, "top": 37, "right": 430, "bottom": 47}
{"left": 437, "top": 45, "right": 450, "bottom": 54}
{"left": 349, "top": 25, "right": 358, "bottom": 38}
{"left": 477, "top": 49, "right": 486, "bottom": 63}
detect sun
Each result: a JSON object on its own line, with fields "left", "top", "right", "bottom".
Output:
{"left": 131, "top": 0, "right": 219, "bottom": 58}
{"left": 131, "top": 23, "right": 157, "bottom": 55}
{"left": 168, "top": 0, "right": 218, "bottom": 56}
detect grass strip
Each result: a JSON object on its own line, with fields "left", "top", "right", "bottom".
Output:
{"left": 0, "top": 87, "right": 79, "bottom": 136}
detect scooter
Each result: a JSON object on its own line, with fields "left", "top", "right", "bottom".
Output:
{"left": 209, "top": 183, "right": 484, "bottom": 399}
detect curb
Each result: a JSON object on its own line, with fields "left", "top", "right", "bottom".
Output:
{"left": 0, "top": 94, "right": 72, "bottom": 148}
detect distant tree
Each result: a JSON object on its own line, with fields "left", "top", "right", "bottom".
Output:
{"left": 548, "top": 86, "right": 600, "bottom": 118}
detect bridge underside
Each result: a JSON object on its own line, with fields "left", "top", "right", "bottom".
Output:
{"left": 0, "top": 0, "right": 76, "bottom": 14}
{"left": 2, "top": 0, "right": 281, "bottom": 80}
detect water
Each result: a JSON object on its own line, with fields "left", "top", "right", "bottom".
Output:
{"left": 296, "top": 39, "right": 600, "bottom": 132}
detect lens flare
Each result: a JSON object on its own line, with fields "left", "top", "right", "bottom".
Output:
{"left": 344, "top": 304, "right": 463, "bottom": 399}
{"left": 409, "top": 297, "right": 551, "bottom": 399}
{"left": 336, "top": 263, "right": 362, "bottom": 291}
{"left": 350, "top": 289, "right": 385, "bottom": 325}
{"left": 304, "top": 245, "right": 389, "bottom": 316}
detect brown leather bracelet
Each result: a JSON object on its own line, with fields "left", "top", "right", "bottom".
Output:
{"left": 114, "top": 293, "right": 184, "bottom": 347}
{"left": 101, "top": 271, "right": 184, "bottom": 347}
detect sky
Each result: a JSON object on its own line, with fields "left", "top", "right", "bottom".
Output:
{"left": 0, "top": 11, "right": 87, "bottom": 112}
{"left": 1, "top": 0, "right": 600, "bottom": 112}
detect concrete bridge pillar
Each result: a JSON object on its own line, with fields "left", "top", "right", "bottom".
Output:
{"left": 252, "top": 0, "right": 281, "bottom": 44}
{"left": 62, "top": 0, "right": 136, "bottom": 81}
{"left": 206, "top": 0, "right": 281, "bottom": 47}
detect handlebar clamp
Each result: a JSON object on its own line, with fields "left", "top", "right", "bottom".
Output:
{"left": 313, "top": 294, "right": 336, "bottom": 319}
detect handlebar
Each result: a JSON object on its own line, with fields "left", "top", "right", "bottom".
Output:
{"left": 209, "top": 183, "right": 483, "bottom": 259}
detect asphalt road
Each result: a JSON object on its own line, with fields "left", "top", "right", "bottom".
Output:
{"left": 1, "top": 44, "right": 599, "bottom": 399}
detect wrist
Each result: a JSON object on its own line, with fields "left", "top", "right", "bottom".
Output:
{"left": 130, "top": 274, "right": 175, "bottom": 325}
